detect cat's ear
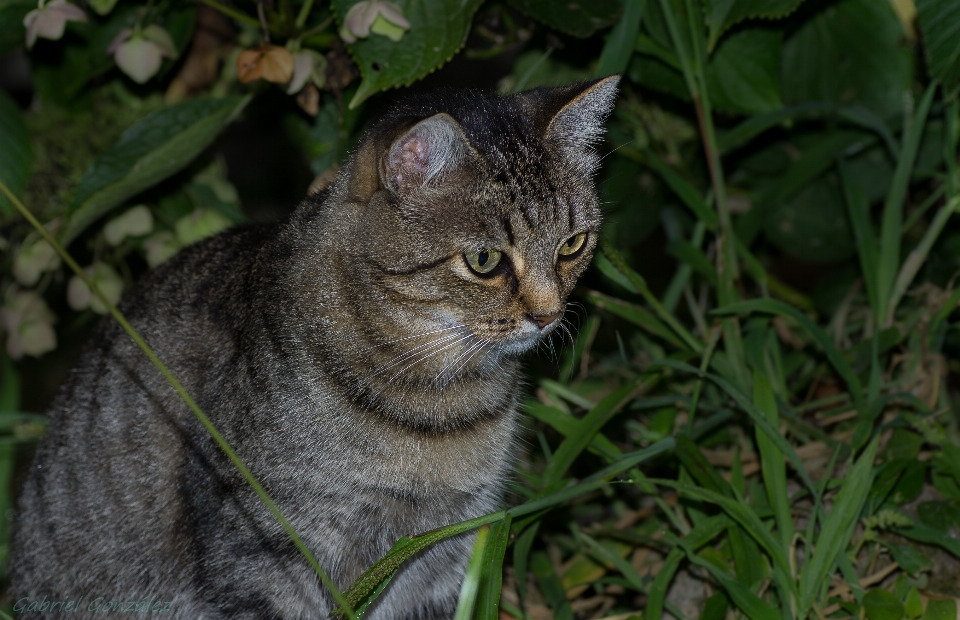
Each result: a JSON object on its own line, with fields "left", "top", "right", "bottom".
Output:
{"left": 381, "top": 113, "right": 473, "bottom": 195}
{"left": 535, "top": 75, "right": 620, "bottom": 174}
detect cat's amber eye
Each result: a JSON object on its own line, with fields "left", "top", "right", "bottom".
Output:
{"left": 558, "top": 232, "right": 587, "bottom": 257}
{"left": 465, "top": 249, "right": 503, "bottom": 275}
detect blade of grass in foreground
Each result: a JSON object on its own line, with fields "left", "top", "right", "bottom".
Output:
{"left": 453, "top": 525, "right": 489, "bottom": 620}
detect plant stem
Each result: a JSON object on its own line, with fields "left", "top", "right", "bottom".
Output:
{"left": 197, "top": 0, "right": 260, "bottom": 29}
{"left": 0, "top": 180, "right": 356, "bottom": 620}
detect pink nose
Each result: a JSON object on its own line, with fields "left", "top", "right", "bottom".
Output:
{"left": 532, "top": 312, "right": 562, "bottom": 329}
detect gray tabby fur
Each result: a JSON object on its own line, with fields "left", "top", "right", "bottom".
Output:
{"left": 9, "top": 76, "right": 619, "bottom": 619}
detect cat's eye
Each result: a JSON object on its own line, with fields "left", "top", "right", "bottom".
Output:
{"left": 465, "top": 249, "right": 503, "bottom": 275}
{"left": 558, "top": 232, "right": 587, "bottom": 257}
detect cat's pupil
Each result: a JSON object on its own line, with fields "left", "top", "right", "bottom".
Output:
{"left": 478, "top": 251, "right": 489, "bottom": 266}
{"left": 566, "top": 239, "right": 575, "bottom": 248}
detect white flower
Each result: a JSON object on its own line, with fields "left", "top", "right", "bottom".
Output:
{"left": 12, "top": 239, "right": 60, "bottom": 286}
{"left": 104, "top": 205, "right": 153, "bottom": 246}
{"left": 23, "top": 0, "right": 87, "bottom": 49}
{"left": 1, "top": 290, "right": 57, "bottom": 359}
{"left": 286, "top": 49, "right": 327, "bottom": 95}
{"left": 108, "top": 25, "right": 178, "bottom": 84}
{"left": 67, "top": 263, "right": 123, "bottom": 315}
{"left": 339, "top": 1, "right": 410, "bottom": 44}
{"left": 142, "top": 231, "right": 181, "bottom": 267}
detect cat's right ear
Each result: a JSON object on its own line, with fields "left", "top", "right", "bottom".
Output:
{"left": 380, "top": 113, "right": 473, "bottom": 196}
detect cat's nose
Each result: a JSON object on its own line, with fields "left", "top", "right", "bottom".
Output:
{"left": 531, "top": 311, "right": 562, "bottom": 329}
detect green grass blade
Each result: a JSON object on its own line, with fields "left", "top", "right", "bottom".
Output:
{"left": 651, "top": 478, "right": 792, "bottom": 580}
{"left": 596, "top": 0, "right": 647, "bottom": 77}
{"left": 797, "top": 436, "right": 879, "bottom": 614}
{"left": 643, "top": 150, "right": 719, "bottom": 227}
{"left": 540, "top": 375, "right": 652, "bottom": 489}
{"left": 585, "top": 289, "right": 687, "bottom": 350}
{"left": 454, "top": 525, "right": 489, "bottom": 620}
{"left": 525, "top": 401, "right": 620, "bottom": 460}
{"left": 753, "top": 371, "right": 794, "bottom": 552}
{"left": 713, "top": 299, "right": 865, "bottom": 413}
{"left": 474, "top": 516, "right": 512, "bottom": 620}
{"left": 575, "top": 529, "right": 647, "bottom": 593}
{"left": 877, "top": 83, "right": 937, "bottom": 325}
{"left": 512, "top": 521, "right": 539, "bottom": 614}
{"left": 839, "top": 159, "right": 881, "bottom": 320}
{"left": 531, "top": 552, "right": 574, "bottom": 620}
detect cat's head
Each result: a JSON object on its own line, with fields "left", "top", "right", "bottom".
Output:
{"left": 321, "top": 78, "right": 618, "bottom": 371}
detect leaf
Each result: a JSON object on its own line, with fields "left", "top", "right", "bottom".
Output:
{"left": 706, "top": 28, "right": 783, "bottom": 114}
{"left": 781, "top": 0, "right": 913, "bottom": 121}
{"left": 763, "top": 174, "right": 856, "bottom": 264}
{"left": 0, "top": 0, "right": 33, "bottom": 56}
{"left": 334, "top": 0, "right": 484, "bottom": 108}
{"left": 584, "top": 289, "right": 687, "bottom": 350}
{"left": 798, "top": 437, "right": 879, "bottom": 614}
{"left": 64, "top": 96, "right": 250, "bottom": 245}
{"left": 916, "top": 0, "right": 960, "bottom": 96}
{"left": 453, "top": 525, "right": 489, "bottom": 620}
{"left": 704, "top": 0, "right": 804, "bottom": 50}
{"left": 0, "top": 89, "right": 32, "bottom": 215}
{"left": 474, "top": 516, "right": 512, "bottom": 620}
{"left": 863, "top": 588, "right": 905, "bottom": 620}
{"left": 884, "top": 544, "right": 931, "bottom": 576}
{"left": 531, "top": 552, "right": 574, "bottom": 620}
{"left": 509, "top": 0, "right": 622, "bottom": 38}
{"left": 922, "top": 600, "right": 958, "bottom": 620}
{"left": 596, "top": 0, "right": 647, "bottom": 77}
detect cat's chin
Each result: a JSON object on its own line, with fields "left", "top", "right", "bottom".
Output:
{"left": 493, "top": 324, "right": 555, "bottom": 356}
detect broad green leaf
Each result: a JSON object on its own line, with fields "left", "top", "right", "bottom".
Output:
{"left": 884, "top": 544, "right": 931, "bottom": 576}
{"left": 863, "top": 588, "right": 905, "bottom": 620}
{"left": 781, "top": 0, "right": 913, "bottom": 121}
{"left": 798, "top": 437, "right": 879, "bottom": 614}
{"left": 706, "top": 28, "right": 782, "bottom": 114}
{"left": 64, "top": 96, "right": 250, "bottom": 245}
{"left": 764, "top": 174, "right": 855, "bottom": 263}
{"left": 0, "top": 89, "right": 32, "bottom": 215}
{"left": 917, "top": 0, "right": 960, "bottom": 96}
{"left": 923, "top": 600, "right": 958, "bottom": 620}
{"left": 509, "top": 0, "right": 621, "bottom": 38}
{"left": 704, "top": 0, "right": 804, "bottom": 50}
{"left": 334, "top": 0, "right": 484, "bottom": 108}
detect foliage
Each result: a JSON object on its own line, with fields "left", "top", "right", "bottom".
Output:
{"left": 2, "top": 0, "right": 960, "bottom": 618}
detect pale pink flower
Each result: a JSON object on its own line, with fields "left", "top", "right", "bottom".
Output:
{"left": 67, "top": 263, "right": 123, "bottom": 315}
{"left": 108, "top": 25, "right": 178, "bottom": 84}
{"left": 1, "top": 290, "right": 57, "bottom": 359}
{"left": 339, "top": 1, "right": 410, "bottom": 43}
{"left": 23, "top": 0, "right": 87, "bottom": 49}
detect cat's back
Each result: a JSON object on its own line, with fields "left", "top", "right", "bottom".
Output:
{"left": 9, "top": 223, "right": 279, "bottom": 606}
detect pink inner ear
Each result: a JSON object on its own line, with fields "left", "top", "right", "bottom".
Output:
{"left": 395, "top": 136, "right": 428, "bottom": 186}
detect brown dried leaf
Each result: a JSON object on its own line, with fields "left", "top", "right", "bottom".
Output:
{"left": 236, "top": 44, "right": 294, "bottom": 84}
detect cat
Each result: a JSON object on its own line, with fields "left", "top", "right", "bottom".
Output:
{"left": 9, "top": 76, "right": 619, "bottom": 619}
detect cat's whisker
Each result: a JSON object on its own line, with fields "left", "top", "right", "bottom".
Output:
{"left": 443, "top": 339, "right": 492, "bottom": 387}
{"left": 375, "top": 332, "right": 464, "bottom": 374}
{"left": 367, "top": 333, "right": 476, "bottom": 403}
{"left": 357, "top": 324, "right": 464, "bottom": 354}
{"left": 434, "top": 337, "right": 487, "bottom": 389}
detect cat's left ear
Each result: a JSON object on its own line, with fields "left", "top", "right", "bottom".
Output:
{"left": 381, "top": 113, "right": 474, "bottom": 195}
{"left": 541, "top": 75, "right": 620, "bottom": 174}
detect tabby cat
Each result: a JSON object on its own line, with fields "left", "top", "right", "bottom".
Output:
{"left": 10, "top": 76, "right": 619, "bottom": 619}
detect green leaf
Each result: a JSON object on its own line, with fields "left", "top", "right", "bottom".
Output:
{"left": 509, "top": 0, "right": 622, "bottom": 38}
{"left": 884, "top": 544, "right": 931, "bottom": 576}
{"left": 0, "top": 0, "right": 32, "bottom": 56}
{"left": 335, "top": 0, "right": 484, "bottom": 108}
{"left": 916, "top": 0, "right": 960, "bottom": 96}
{"left": 584, "top": 289, "right": 687, "bottom": 350}
{"left": 839, "top": 159, "right": 881, "bottom": 316}
{"left": 596, "top": 0, "right": 646, "bottom": 77}
{"left": 863, "top": 588, "right": 905, "bottom": 620}
{"left": 753, "top": 371, "right": 793, "bottom": 550}
{"left": 0, "top": 89, "right": 32, "bottom": 215}
{"left": 764, "top": 174, "right": 855, "bottom": 264}
{"left": 64, "top": 96, "right": 250, "bottom": 245}
{"left": 706, "top": 29, "right": 782, "bottom": 114}
{"left": 474, "top": 516, "right": 512, "bottom": 620}
{"left": 531, "top": 552, "right": 574, "bottom": 620}
{"left": 798, "top": 437, "right": 880, "bottom": 614}
{"left": 922, "top": 600, "right": 958, "bottom": 620}
{"left": 704, "top": 0, "right": 804, "bottom": 50}
{"left": 781, "top": 0, "right": 913, "bottom": 121}
{"left": 453, "top": 525, "right": 489, "bottom": 620}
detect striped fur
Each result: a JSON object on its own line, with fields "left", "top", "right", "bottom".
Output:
{"left": 10, "top": 77, "right": 618, "bottom": 619}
